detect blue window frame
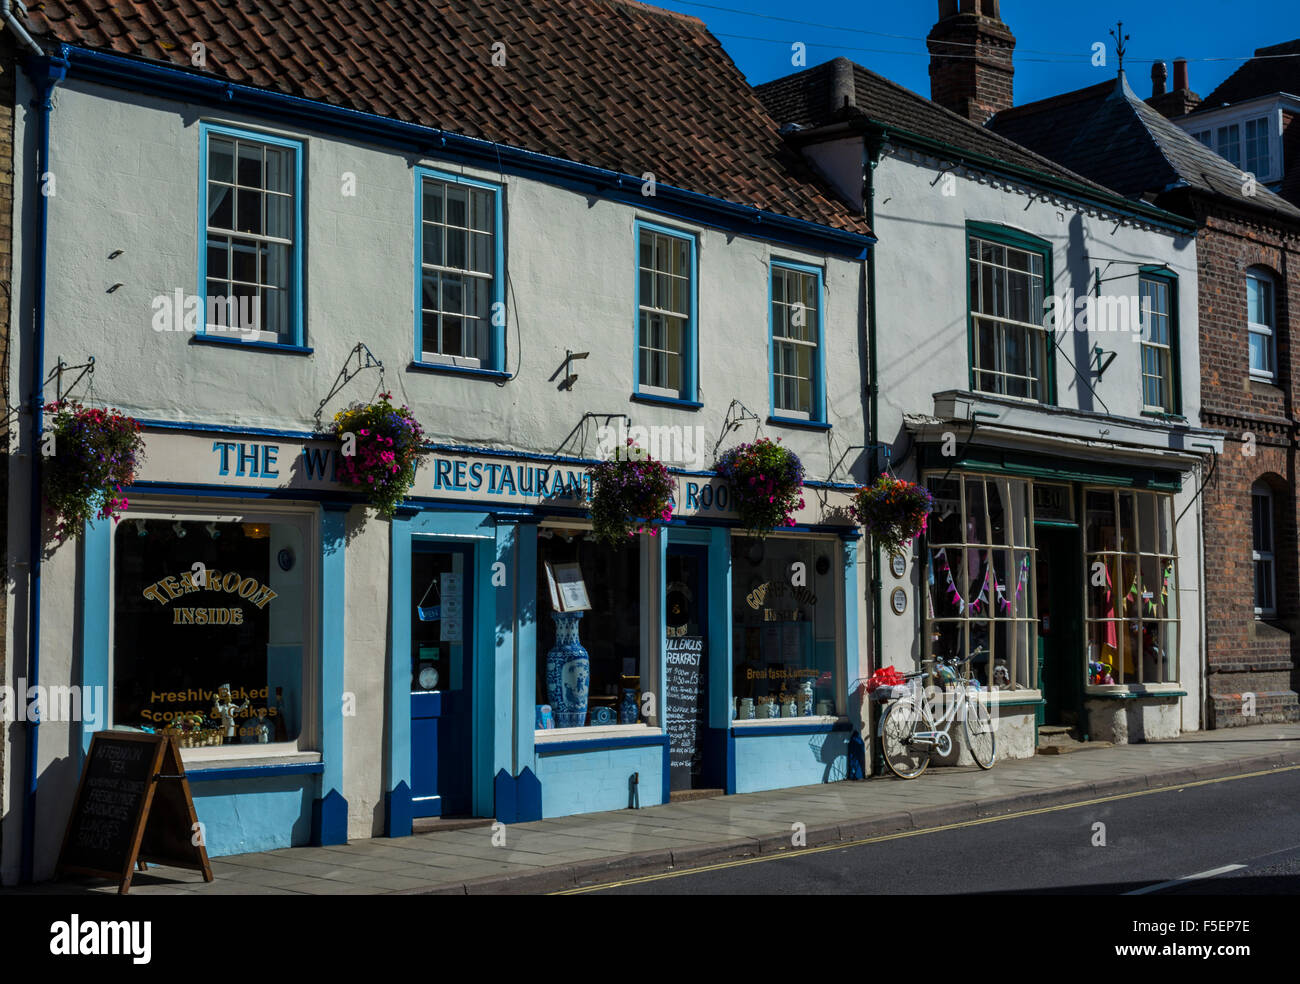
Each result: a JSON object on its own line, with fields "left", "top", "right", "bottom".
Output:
{"left": 198, "top": 123, "right": 305, "bottom": 348}
{"left": 634, "top": 219, "right": 698, "bottom": 405}
{"left": 414, "top": 167, "right": 505, "bottom": 374}
{"left": 769, "top": 260, "right": 827, "bottom": 426}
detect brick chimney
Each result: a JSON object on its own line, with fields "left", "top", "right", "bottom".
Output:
{"left": 927, "top": 0, "right": 1016, "bottom": 124}
{"left": 1145, "top": 56, "right": 1202, "bottom": 119}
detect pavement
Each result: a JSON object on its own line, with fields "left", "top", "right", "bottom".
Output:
{"left": 25, "top": 722, "right": 1300, "bottom": 896}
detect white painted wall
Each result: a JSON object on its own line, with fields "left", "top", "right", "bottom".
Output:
{"left": 2, "top": 76, "right": 869, "bottom": 877}
{"left": 866, "top": 145, "right": 1205, "bottom": 738}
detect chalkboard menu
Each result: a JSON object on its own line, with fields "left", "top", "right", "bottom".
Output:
{"left": 666, "top": 636, "right": 706, "bottom": 791}
{"left": 58, "top": 732, "right": 213, "bottom": 894}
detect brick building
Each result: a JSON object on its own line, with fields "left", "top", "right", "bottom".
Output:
{"left": 988, "top": 47, "right": 1300, "bottom": 728}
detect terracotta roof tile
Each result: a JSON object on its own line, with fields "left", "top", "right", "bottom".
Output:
{"left": 22, "top": 0, "right": 865, "bottom": 235}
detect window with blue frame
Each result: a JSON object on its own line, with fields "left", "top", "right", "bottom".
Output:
{"left": 636, "top": 222, "right": 696, "bottom": 401}
{"left": 200, "top": 124, "right": 303, "bottom": 345}
{"left": 770, "top": 262, "right": 825, "bottom": 422}
{"left": 417, "top": 169, "right": 504, "bottom": 371}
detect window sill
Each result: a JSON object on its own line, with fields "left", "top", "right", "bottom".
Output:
{"left": 409, "top": 360, "right": 510, "bottom": 381}
{"left": 631, "top": 392, "right": 703, "bottom": 410}
{"left": 767, "top": 415, "right": 831, "bottom": 431}
{"left": 1084, "top": 685, "right": 1187, "bottom": 699}
{"left": 732, "top": 715, "right": 841, "bottom": 727}
{"left": 182, "top": 749, "right": 323, "bottom": 781}
{"left": 191, "top": 334, "right": 313, "bottom": 355}
{"left": 981, "top": 688, "right": 1043, "bottom": 704}
{"left": 535, "top": 723, "right": 658, "bottom": 743}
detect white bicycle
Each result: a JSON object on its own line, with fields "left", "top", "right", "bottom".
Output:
{"left": 877, "top": 654, "right": 996, "bottom": 779}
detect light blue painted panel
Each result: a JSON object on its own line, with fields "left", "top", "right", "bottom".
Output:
{"left": 191, "top": 777, "right": 314, "bottom": 856}
{"left": 536, "top": 745, "right": 665, "bottom": 818}
{"left": 733, "top": 730, "right": 849, "bottom": 794}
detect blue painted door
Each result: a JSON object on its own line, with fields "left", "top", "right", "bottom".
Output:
{"left": 410, "top": 544, "right": 475, "bottom": 817}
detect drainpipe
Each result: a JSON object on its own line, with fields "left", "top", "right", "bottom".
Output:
{"left": 2, "top": 2, "right": 44, "bottom": 57}
{"left": 18, "top": 45, "right": 66, "bottom": 884}
{"left": 864, "top": 130, "right": 885, "bottom": 675}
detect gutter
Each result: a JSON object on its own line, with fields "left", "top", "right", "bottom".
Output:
{"left": 17, "top": 48, "right": 66, "bottom": 884}
{"left": 58, "top": 45, "right": 875, "bottom": 258}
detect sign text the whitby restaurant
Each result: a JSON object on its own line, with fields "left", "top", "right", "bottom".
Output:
{"left": 207, "top": 440, "right": 735, "bottom": 513}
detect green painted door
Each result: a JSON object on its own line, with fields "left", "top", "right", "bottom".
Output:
{"left": 1035, "top": 526, "right": 1083, "bottom": 727}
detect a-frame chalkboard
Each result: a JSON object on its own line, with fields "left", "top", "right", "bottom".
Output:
{"left": 57, "top": 731, "right": 214, "bottom": 894}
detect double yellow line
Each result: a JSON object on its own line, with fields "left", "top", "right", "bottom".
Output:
{"left": 553, "top": 764, "right": 1300, "bottom": 894}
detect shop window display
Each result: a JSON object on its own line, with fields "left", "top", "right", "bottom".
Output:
{"left": 113, "top": 517, "right": 308, "bottom": 745}
{"left": 731, "top": 536, "right": 838, "bottom": 717}
{"left": 1084, "top": 489, "right": 1177, "bottom": 685}
{"left": 924, "top": 475, "right": 1036, "bottom": 690}
{"left": 535, "top": 526, "right": 647, "bottom": 728}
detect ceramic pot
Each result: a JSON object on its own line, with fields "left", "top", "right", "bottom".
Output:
{"left": 739, "top": 697, "right": 755, "bottom": 720}
{"left": 816, "top": 700, "right": 833, "bottom": 716}
{"left": 800, "top": 680, "right": 815, "bottom": 716}
{"left": 619, "top": 688, "right": 638, "bottom": 725}
{"left": 546, "top": 612, "right": 590, "bottom": 728}
{"left": 782, "top": 699, "right": 797, "bottom": 718}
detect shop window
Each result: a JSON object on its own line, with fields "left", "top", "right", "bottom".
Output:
{"left": 200, "top": 123, "right": 303, "bottom": 346}
{"left": 113, "top": 517, "right": 310, "bottom": 746}
{"left": 1252, "top": 483, "right": 1276, "bottom": 618}
{"left": 535, "top": 526, "right": 649, "bottom": 729}
{"left": 1083, "top": 489, "right": 1178, "bottom": 685}
{"left": 417, "top": 169, "right": 504, "bottom": 370}
{"left": 731, "top": 536, "right": 838, "bottom": 714}
{"left": 967, "top": 227, "right": 1050, "bottom": 402}
{"left": 924, "top": 474, "right": 1037, "bottom": 690}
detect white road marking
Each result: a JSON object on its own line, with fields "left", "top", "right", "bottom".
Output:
{"left": 1124, "top": 863, "right": 1247, "bottom": 895}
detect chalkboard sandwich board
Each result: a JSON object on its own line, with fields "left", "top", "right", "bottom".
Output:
{"left": 57, "top": 731, "right": 214, "bottom": 895}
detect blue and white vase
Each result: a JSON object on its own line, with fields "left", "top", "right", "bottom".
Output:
{"left": 546, "top": 611, "right": 590, "bottom": 728}
{"left": 619, "top": 688, "right": 638, "bottom": 725}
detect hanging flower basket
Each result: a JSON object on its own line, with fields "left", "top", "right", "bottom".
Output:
{"left": 41, "top": 400, "right": 145, "bottom": 544}
{"left": 588, "top": 441, "right": 675, "bottom": 546}
{"left": 715, "top": 437, "right": 805, "bottom": 536}
{"left": 851, "top": 476, "right": 932, "bottom": 555}
{"left": 331, "top": 391, "right": 427, "bottom": 518}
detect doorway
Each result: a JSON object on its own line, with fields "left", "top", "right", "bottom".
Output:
{"left": 666, "top": 545, "right": 709, "bottom": 792}
{"left": 410, "top": 543, "right": 476, "bottom": 817}
{"left": 1035, "top": 526, "right": 1082, "bottom": 727}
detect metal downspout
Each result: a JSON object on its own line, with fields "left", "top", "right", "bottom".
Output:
{"left": 864, "top": 133, "right": 884, "bottom": 676}
{"left": 19, "top": 48, "right": 66, "bottom": 884}
{"left": 1, "top": 2, "right": 43, "bottom": 57}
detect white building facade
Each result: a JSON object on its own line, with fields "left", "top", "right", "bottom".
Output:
{"left": 1, "top": 20, "right": 872, "bottom": 882}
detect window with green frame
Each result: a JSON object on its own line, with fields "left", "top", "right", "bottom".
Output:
{"left": 1139, "top": 270, "right": 1179, "bottom": 414}
{"left": 966, "top": 224, "right": 1052, "bottom": 402}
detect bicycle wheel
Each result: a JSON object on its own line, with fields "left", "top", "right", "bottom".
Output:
{"left": 963, "top": 691, "right": 996, "bottom": 770}
{"left": 880, "top": 699, "right": 930, "bottom": 779}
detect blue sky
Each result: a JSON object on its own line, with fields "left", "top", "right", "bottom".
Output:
{"left": 651, "top": 0, "right": 1299, "bottom": 106}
